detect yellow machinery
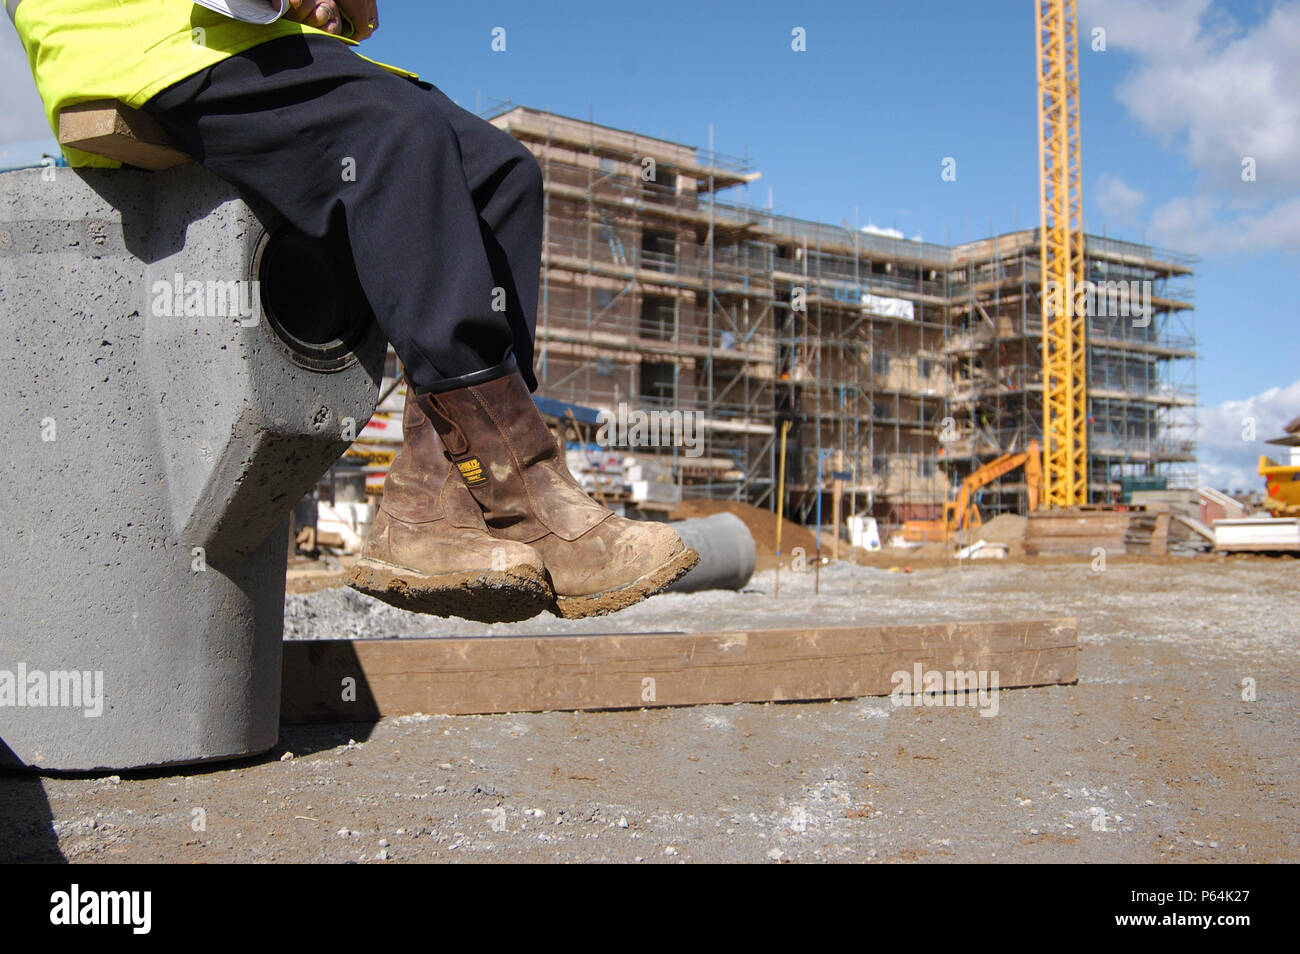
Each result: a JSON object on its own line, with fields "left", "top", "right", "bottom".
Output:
{"left": 905, "top": 441, "right": 1042, "bottom": 543}
{"left": 1260, "top": 455, "right": 1300, "bottom": 517}
{"left": 1036, "top": 0, "right": 1088, "bottom": 508}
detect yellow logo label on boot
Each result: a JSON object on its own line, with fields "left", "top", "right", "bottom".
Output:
{"left": 456, "top": 456, "right": 488, "bottom": 485}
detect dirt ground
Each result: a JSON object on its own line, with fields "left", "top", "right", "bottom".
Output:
{"left": 3, "top": 552, "right": 1297, "bottom": 863}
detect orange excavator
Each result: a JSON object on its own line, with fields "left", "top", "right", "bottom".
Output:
{"left": 904, "top": 441, "right": 1042, "bottom": 543}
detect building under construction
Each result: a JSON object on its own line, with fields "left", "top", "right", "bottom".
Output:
{"left": 478, "top": 105, "right": 1197, "bottom": 527}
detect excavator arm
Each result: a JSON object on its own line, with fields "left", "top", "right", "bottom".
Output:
{"left": 901, "top": 440, "right": 1042, "bottom": 542}
{"left": 953, "top": 440, "right": 1043, "bottom": 531}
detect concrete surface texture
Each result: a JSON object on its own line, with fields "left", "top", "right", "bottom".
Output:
{"left": 0, "top": 165, "right": 383, "bottom": 771}
{"left": 2, "top": 555, "right": 1294, "bottom": 862}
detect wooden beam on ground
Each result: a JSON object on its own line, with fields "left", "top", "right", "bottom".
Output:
{"left": 58, "top": 100, "right": 190, "bottom": 170}
{"left": 281, "top": 619, "right": 1078, "bottom": 724}
{"left": 1025, "top": 505, "right": 1169, "bottom": 556}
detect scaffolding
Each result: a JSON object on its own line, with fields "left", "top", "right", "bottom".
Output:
{"left": 947, "top": 230, "right": 1197, "bottom": 514}
{"left": 469, "top": 105, "right": 1198, "bottom": 530}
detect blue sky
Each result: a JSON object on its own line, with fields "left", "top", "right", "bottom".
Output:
{"left": 3, "top": 0, "right": 1296, "bottom": 485}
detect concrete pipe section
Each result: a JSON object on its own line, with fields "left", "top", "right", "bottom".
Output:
{"left": 666, "top": 513, "right": 757, "bottom": 593}
{"left": 0, "top": 165, "right": 384, "bottom": 771}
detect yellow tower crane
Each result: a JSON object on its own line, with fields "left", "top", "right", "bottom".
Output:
{"left": 1035, "top": 0, "right": 1088, "bottom": 507}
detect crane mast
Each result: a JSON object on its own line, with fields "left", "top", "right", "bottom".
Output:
{"left": 1036, "top": 0, "right": 1088, "bottom": 507}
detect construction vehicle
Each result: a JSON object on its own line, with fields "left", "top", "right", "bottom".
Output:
{"left": 1259, "top": 455, "right": 1300, "bottom": 517}
{"left": 1259, "top": 416, "right": 1300, "bottom": 517}
{"left": 904, "top": 441, "right": 1042, "bottom": 543}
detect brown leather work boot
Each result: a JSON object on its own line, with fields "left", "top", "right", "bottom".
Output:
{"left": 417, "top": 368, "right": 699, "bottom": 619}
{"left": 347, "top": 389, "right": 551, "bottom": 623}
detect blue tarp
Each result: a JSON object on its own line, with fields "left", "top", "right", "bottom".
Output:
{"left": 532, "top": 394, "right": 603, "bottom": 425}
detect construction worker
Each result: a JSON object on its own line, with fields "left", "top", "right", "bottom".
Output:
{"left": 8, "top": 0, "right": 697, "bottom": 622}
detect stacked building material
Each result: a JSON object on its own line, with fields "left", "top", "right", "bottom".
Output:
{"left": 1131, "top": 490, "right": 1209, "bottom": 550}
{"left": 1214, "top": 518, "right": 1300, "bottom": 552}
{"left": 1123, "top": 507, "right": 1170, "bottom": 555}
{"left": 1199, "top": 486, "right": 1246, "bottom": 524}
{"left": 1024, "top": 506, "right": 1169, "bottom": 556}
{"left": 626, "top": 454, "right": 682, "bottom": 507}
{"left": 566, "top": 443, "right": 626, "bottom": 500}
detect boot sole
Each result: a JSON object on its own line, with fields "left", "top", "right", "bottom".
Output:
{"left": 550, "top": 546, "right": 701, "bottom": 619}
{"left": 347, "top": 558, "right": 552, "bottom": 624}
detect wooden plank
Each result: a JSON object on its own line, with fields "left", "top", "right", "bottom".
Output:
{"left": 58, "top": 100, "right": 190, "bottom": 170}
{"left": 280, "top": 619, "right": 1078, "bottom": 723}
{"left": 1216, "top": 542, "right": 1300, "bottom": 553}
{"left": 1174, "top": 513, "right": 1216, "bottom": 542}
{"left": 1025, "top": 506, "right": 1175, "bottom": 555}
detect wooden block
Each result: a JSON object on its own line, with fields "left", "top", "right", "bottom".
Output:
{"left": 58, "top": 100, "right": 190, "bottom": 170}
{"left": 1025, "top": 507, "right": 1142, "bottom": 555}
{"left": 280, "top": 619, "right": 1078, "bottom": 723}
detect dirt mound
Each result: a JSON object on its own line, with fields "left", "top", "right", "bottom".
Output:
{"left": 670, "top": 498, "right": 819, "bottom": 566}
{"left": 973, "top": 513, "right": 1027, "bottom": 545}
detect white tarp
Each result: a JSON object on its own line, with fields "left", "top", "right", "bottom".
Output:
{"left": 861, "top": 293, "right": 914, "bottom": 320}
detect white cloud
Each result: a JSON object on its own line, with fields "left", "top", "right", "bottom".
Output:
{"left": 1083, "top": 0, "right": 1225, "bottom": 59}
{"left": 1, "top": 22, "right": 51, "bottom": 143}
{"left": 1197, "top": 378, "right": 1300, "bottom": 491}
{"left": 1095, "top": 172, "right": 1146, "bottom": 226}
{"left": 1080, "top": 0, "right": 1300, "bottom": 254}
{"left": 1149, "top": 193, "right": 1300, "bottom": 253}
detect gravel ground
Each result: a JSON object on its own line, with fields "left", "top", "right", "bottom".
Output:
{"left": 3, "top": 553, "right": 1296, "bottom": 863}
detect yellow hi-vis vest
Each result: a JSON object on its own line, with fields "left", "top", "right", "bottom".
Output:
{"left": 7, "top": 0, "right": 417, "bottom": 167}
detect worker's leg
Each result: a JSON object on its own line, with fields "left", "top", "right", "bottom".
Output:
{"left": 142, "top": 35, "right": 551, "bottom": 620}
{"left": 142, "top": 34, "right": 540, "bottom": 392}
{"left": 400, "top": 84, "right": 543, "bottom": 388}
{"left": 144, "top": 35, "right": 694, "bottom": 619}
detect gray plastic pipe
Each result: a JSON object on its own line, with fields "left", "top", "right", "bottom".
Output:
{"left": 666, "top": 513, "right": 757, "bottom": 592}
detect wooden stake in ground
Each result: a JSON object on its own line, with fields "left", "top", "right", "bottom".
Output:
{"left": 831, "top": 450, "right": 844, "bottom": 562}
{"left": 775, "top": 419, "right": 791, "bottom": 598}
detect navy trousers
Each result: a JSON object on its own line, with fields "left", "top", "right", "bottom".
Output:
{"left": 144, "top": 34, "right": 541, "bottom": 393}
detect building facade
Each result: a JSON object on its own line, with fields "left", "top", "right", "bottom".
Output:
{"left": 486, "top": 105, "right": 1197, "bottom": 526}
